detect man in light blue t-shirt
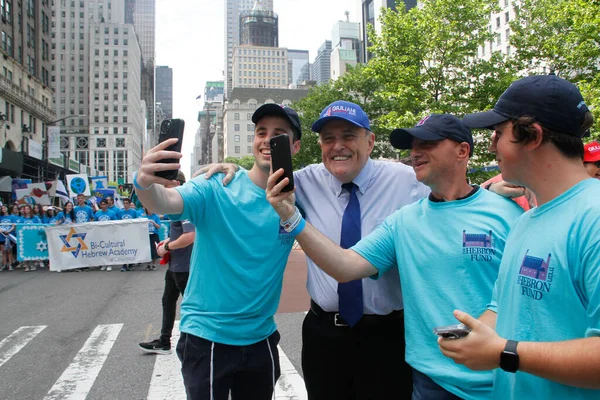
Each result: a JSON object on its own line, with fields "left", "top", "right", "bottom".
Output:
{"left": 134, "top": 105, "right": 302, "bottom": 400}
{"left": 439, "top": 75, "right": 600, "bottom": 399}
{"left": 266, "top": 113, "right": 524, "bottom": 400}
{"left": 74, "top": 194, "right": 94, "bottom": 223}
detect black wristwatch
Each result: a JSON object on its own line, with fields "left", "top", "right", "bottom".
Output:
{"left": 164, "top": 242, "right": 170, "bottom": 252}
{"left": 499, "top": 340, "right": 519, "bottom": 373}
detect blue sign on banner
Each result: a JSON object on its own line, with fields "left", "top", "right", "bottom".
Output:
{"left": 16, "top": 224, "right": 49, "bottom": 261}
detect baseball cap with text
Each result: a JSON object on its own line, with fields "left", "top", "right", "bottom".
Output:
{"left": 584, "top": 141, "right": 600, "bottom": 163}
{"left": 463, "top": 75, "right": 590, "bottom": 137}
{"left": 390, "top": 114, "right": 474, "bottom": 157}
{"left": 311, "top": 100, "right": 371, "bottom": 132}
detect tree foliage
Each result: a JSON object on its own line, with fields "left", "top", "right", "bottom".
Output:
{"left": 224, "top": 155, "right": 255, "bottom": 170}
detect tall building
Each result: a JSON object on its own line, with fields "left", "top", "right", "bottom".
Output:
{"left": 310, "top": 40, "right": 332, "bottom": 85}
{"left": 330, "top": 20, "right": 362, "bottom": 81}
{"left": 125, "top": 0, "right": 155, "bottom": 147}
{"left": 52, "top": 0, "right": 145, "bottom": 184}
{"left": 155, "top": 65, "right": 173, "bottom": 119}
{"left": 239, "top": 2, "right": 278, "bottom": 47}
{"left": 361, "top": 0, "right": 416, "bottom": 62}
{"left": 287, "top": 49, "right": 310, "bottom": 85}
{"left": 0, "top": 0, "right": 57, "bottom": 180}
{"left": 232, "top": 45, "right": 289, "bottom": 89}
{"left": 193, "top": 81, "right": 224, "bottom": 171}
{"left": 224, "top": 0, "right": 273, "bottom": 98}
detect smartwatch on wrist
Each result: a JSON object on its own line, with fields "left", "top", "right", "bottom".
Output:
{"left": 164, "top": 242, "right": 170, "bottom": 252}
{"left": 499, "top": 340, "right": 519, "bottom": 373}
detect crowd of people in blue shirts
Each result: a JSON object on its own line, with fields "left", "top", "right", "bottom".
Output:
{"left": 0, "top": 193, "right": 163, "bottom": 272}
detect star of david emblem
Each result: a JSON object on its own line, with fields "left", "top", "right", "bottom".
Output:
{"left": 36, "top": 241, "right": 48, "bottom": 252}
{"left": 59, "top": 228, "right": 88, "bottom": 258}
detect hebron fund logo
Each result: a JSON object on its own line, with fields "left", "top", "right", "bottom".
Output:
{"left": 59, "top": 227, "right": 89, "bottom": 258}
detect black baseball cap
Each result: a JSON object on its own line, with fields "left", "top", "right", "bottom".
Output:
{"left": 252, "top": 104, "right": 302, "bottom": 140}
{"left": 463, "top": 75, "right": 590, "bottom": 137}
{"left": 390, "top": 114, "right": 474, "bottom": 156}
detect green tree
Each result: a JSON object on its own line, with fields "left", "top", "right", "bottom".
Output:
{"left": 224, "top": 155, "right": 255, "bottom": 170}
{"left": 509, "top": 0, "right": 600, "bottom": 140}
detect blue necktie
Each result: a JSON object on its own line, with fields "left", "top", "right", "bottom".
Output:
{"left": 338, "top": 182, "right": 363, "bottom": 327}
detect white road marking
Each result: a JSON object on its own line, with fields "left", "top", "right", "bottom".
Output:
{"left": 44, "top": 323, "right": 123, "bottom": 400}
{"left": 274, "top": 345, "right": 308, "bottom": 400}
{"left": 0, "top": 325, "right": 47, "bottom": 368}
{"left": 147, "top": 321, "right": 185, "bottom": 400}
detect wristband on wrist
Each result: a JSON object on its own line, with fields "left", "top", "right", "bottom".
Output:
{"left": 280, "top": 207, "right": 301, "bottom": 232}
{"left": 289, "top": 217, "right": 306, "bottom": 237}
{"left": 133, "top": 171, "right": 152, "bottom": 191}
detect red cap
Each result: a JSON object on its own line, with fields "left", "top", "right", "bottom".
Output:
{"left": 583, "top": 141, "right": 600, "bottom": 162}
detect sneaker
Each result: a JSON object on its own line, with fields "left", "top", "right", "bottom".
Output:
{"left": 38, "top": 262, "right": 44, "bottom": 268}
{"left": 138, "top": 339, "right": 171, "bottom": 355}
{"left": 120, "top": 266, "right": 127, "bottom": 272}
{"left": 100, "top": 266, "right": 107, "bottom": 271}
{"left": 30, "top": 265, "right": 36, "bottom": 271}
{"left": 145, "top": 264, "right": 152, "bottom": 271}
{"left": 106, "top": 266, "right": 112, "bottom": 271}
{"left": 24, "top": 266, "right": 30, "bottom": 272}
{"left": 150, "top": 264, "right": 156, "bottom": 271}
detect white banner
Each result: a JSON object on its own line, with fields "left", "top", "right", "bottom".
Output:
{"left": 45, "top": 220, "right": 151, "bottom": 270}
{"left": 48, "top": 126, "right": 61, "bottom": 159}
{"left": 28, "top": 140, "right": 43, "bottom": 160}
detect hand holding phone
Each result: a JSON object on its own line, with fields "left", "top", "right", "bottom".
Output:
{"left": 433, "top": 323, "right": 471, "bottom": 339}
{"left": 155, "top": 119, "right": 185, "bottom": 181}
{"left": 270, "top": 134, "right": 294, "bottom": 192}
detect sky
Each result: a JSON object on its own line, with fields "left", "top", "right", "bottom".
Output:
{"left": 155, "top": 0, "right": 359, "bottom": 178}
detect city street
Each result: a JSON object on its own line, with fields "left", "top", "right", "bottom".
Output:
{"left": 0, "top": 250, "right": 311, "bottom": 400}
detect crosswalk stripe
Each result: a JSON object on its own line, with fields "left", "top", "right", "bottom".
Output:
{"left": 43, "top": 323, "right": 123, "bottom": 400}
{"left": 0, "top": 325, "right": 47, "bottom": 369}
{"left": 147, "top": 321, "right": 185, "bottom": 400}
{"left": 275, "top": 345, "right": 308, "bottom": 400}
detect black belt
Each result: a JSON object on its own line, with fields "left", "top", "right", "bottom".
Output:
{"left": 310, "top": 300, "right": 403, "bottom": 327}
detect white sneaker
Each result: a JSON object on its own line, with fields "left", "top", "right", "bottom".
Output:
{"left": 106, "top": 266, "right": 112, "bottom": 271}
{"left": 100, "top": 266, "right": 107, "bottom": 271}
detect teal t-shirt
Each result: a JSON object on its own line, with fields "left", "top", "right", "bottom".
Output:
{"left": 169, "top": 170, "right": 294, "bottom": 346}
{"left": 490, "top": 179, "right": 600, "bottom": 400}
{"left": 118, "top": 208, "right": 139, "bottom": 220}
{"left": 352, "top": 188, "right": 523, "bottom": 400}
{"left": 74, "top": 205, "right": 94, "bottom": 223}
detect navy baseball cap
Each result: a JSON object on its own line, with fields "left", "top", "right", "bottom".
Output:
{"left": 311, "top": 100, "right": 371, "bottom": 132}
{"left": 252, "top": 104, "right": 302, "bottom": 139}
{"left": 390, "top": 114, "right": 474, "bottom": 157}
{"left": 463, "top": 75, "right": 590, "bottom": 137}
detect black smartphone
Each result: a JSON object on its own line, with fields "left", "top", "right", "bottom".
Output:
{"left": 155, "top": 118, "right": 185, "bottom": 180}
{"left": 433, "top": 323, "right": 471, "bottom": 339}
{"left": 270, "top": 134, "right": 294, "bottom": 192}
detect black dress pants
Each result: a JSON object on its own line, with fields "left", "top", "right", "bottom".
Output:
{"left": 302, "top": 304, "right": 413, "bottom": 400}
{"left": 159, "top": 269, "right": 189, "bottom": 346}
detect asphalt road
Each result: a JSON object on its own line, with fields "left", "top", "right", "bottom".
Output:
{"left": 0, "top": 250, "right": 310, "bottom": 400}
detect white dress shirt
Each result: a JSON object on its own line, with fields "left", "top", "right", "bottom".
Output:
{"left": 294, "top": 158, "right": 430, "bottom": 315}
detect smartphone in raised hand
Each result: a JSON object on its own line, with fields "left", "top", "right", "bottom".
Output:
{"left": 270, "top": 134, "right": 294, "bottom": 192}
{"left": 433, "top": 323, "right": 471, "bottom": 339}
{"left": 155, "top": 118, "right": 185, "bottom": 181}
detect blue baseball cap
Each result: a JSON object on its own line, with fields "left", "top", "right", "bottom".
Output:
{"left": 463, "top": 75, "right": 590, "bottom": 137}
{"left": 311, "top": 101, "right": 371, "bottom": 132}
{"left": 390, "top": 114, "right": 474, "bottom": 157}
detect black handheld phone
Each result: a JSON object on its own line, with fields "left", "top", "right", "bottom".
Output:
{"left": 433, "top": 323, "right": 471, "bottom": 339}
{"left": 270, "top": 134, "right": 294, "bottom": 192}
{"left": 155, "top": 118, "right": 185, "bottom": 180}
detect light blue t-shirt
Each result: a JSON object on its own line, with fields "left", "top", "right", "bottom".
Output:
{"left": 490, "top": 179, "right": 600, "bottom": 400}
{"left": 118, "top": 208, "right": 139, "bottom": 220}
{"left": 352, "top": 188, "right": 524, "bottom": 400}
{"left": 46, "top": 214, "right": 62, "bottom": 224}
{"left": 17, "top": 216, "right": 42, "bottom": 224}
{"left": 56, "top": 211, "right": 74, "bottom": 224}
{"left": 0, "top": 215, "right": 15, "bottom": 241}
{"left": 94, "top": 209, "right": 117, "bottom": 221}
{"left": 169, "top": 170, "right": 295, "bottom": 346}
{"left": 74, "top": 205, "right": 94, "bottom": 223}
{"left": 140, "top": 212, "right": 161, "bottom": 234}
